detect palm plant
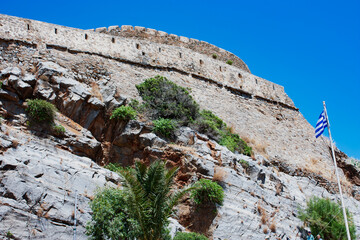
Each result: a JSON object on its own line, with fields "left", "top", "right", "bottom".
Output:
{"left": 118, "top": 160, "right": 192, "bottom": 240}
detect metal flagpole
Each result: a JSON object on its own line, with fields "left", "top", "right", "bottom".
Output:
{"left": 73, "top": 190, "right": 77, "bottom": 240}
{"left": 323, "top": 101, "right": 351, "bottom": 240}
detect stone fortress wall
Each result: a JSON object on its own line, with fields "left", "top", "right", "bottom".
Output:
{"left": 0, "top": 14, "right": 296, "bottom": 110}
{"left": 94, "top": 25, "right": 251, "bottom": 73}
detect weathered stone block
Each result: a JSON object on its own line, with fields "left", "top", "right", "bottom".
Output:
{"left": 95, "top": 27, "right": 107, "bottom": 33}
{"left": 121, "top": 25, "right": 133, "bottom": 31}
{"left": 134, "top": 26, "right": 145, "bottom": 32}
{"left": 108, "top": 25, "right": 120, "bottom": 32}
{"left": 157, "top": 31, "right": 168, "bottom": 37}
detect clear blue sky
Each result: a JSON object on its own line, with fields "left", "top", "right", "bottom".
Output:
{"left": 2, "top": 0, "right": 359, "bottom": 158}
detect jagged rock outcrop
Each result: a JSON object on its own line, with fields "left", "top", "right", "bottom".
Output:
{"left": 0, "top": 14, "right": 359, "bottom": 239}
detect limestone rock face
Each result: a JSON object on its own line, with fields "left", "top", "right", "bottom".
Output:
{"left": 0, "top": 126, "right": 118, "bottom": 239}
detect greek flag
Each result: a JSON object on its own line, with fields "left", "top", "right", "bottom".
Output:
{"left": 315, "top": 111, "right": 328, "bottom": 138}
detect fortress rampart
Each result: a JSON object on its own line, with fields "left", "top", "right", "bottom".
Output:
{"left": 0, "top": 14, "right": 296, "bottom": 110}
{"left": 93, "top": 25, "right": 251, "bottom": 73}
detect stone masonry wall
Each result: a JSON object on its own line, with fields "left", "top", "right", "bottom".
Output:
{"left": 0, "top": 14, "right": 296, "bottom": 110}
{"left": 96, "top": 25, "right": 250, "bottom": 73}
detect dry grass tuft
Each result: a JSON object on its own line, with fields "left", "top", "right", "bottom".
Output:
{"left": 269, "top": 221, "right": 277, "bottom": 232}
{"left": 297, "top": 183, "right": 303, "bottom": 193}
{"left": 257, "top": 203, "right": 268, "bottom": 225}
{"left": 263, "top": 227, "right": 269, "bottom": 234}
{"left": 212, "top": 166, "right": 227, "bottom": 182}
{"left": 38, "top": 75, "right": 49, "bottom": 81}
{"left": 90, "top": 82, "right": 103, "bottom": 101}
{"left": 12, "top": 140, "right": 19, "bottom": 148}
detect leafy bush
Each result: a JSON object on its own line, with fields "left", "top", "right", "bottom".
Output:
{"left": 298, "top": 197, "right": 356, "bottom": 240}
{"left": 136, "top": 76, "right": 252, "bottom": 155}
{"left": 105, "top": 163, "right": 123, "bottom": 173}
{"left": 86, "top": 188, "right": 140, "bottom": 240}
{"left": 212, "top": 54, "right": 218, "bottom": 59}
{"left": 110, "top": 105, "right": 137, "bottom": 121}
{"left": 174, "top": 232, "right": 208, "bottom": 240}
{"left": 136, "top": 75, "right": 199, "bottom": 124}
{"left": 192, "top": 110, "right": 252, "bottom": 156}
{"left": 219, "top": 132, "right": 252, "bottom": 155}
{"left": 26, "top": 99, "right": 57, "bottom": 123}
{"left": 191, "top": 179, "right": 224, "bottom": 205}
{"left": 52, "top": 124, "right": 65, "bottom": 136}
{"left": 88, "top": 160, "right": 192, "bottom": 240}
{"left": 153, "top": 118, "right": 176, "bottom": 138}
{"left": 226, "top": 60, "right": 233, "bottom": 65}
{"left": 0, "top": 81, "right": 3, "bottom": 89}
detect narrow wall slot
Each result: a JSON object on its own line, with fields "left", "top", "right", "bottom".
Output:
{"left": 85, "top": 34, "right": 88, "bottom": 40}
{"left": 238, "top": 73, "right": 242, "bottom": 78}
{"left": 55, "top": 28, "right": 57, "bottom": 34}
{"left": 112, "top": 37, "right": 115, "bottom": 43}
{"left": 200, "top": 59, "right": 204, "bottom": 65}
{"left": 136, "top": 43, "right": 140, "bottom": 49}
{"left": 27, "top": 24, "right": 30, "bottom": 30}
{"left": 179, "top": 52, "right": 182, "bottom": 58}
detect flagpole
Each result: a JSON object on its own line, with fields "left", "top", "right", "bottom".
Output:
{"left": 323, "top": 101, "right": 351, "bottom": 240}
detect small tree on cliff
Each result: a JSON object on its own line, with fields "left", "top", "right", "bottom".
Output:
{"left": 87, "top": 160, "right": 192, "bottom": 240}
{"left": 298, "top": 197, "right": 356, "bottom": 240}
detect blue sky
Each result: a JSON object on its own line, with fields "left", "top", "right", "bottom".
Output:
{"left": 2, "top": 0, "right": 359, "bottom": 158}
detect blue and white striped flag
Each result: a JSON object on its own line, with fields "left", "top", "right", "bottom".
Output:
{"left": 315, "top": 111, "right": 328, "bottom": 138}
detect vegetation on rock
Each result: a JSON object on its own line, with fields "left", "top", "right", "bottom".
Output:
{"left": 136, "top": 75, "right": 199, "bottom": 124}
{"left": 86, "top": 188, "right": 140, "bottom": 240}
{"left": 239, "top": 159, "right": 249, "bottom": 169}
{"left": 136, "top": 76, "right": 252, "bottom": 155}
{"left": 298, "top": 197, "right": 356, "bottom": 240}
{"left": 173, "top": 232, "right": 208, "bottom": 240}
{"left": 212, "top": 54, "right": 218, "bottom": 59}
{"left": 191, "top": 179, "right": 224, "bottom": 205}
{"left": 52, "top": 124, "right": 65, "bottom": 136}
{"left": 88, "top": 160, "right": 192, "bottom": 240}
{"left": 192, "top": 110, "right": 252, "bottom": 156}
{"left": 226, "top": 60, "right": 233, "bottom": 65}
{"left": 110, "top": 105, "right": 137, "bottom": 121}
{"left": 153, "top": 118, "right": 176, "bottom": 138}
{"left": 26, "top": 99, "right": 57, "bottom": 123}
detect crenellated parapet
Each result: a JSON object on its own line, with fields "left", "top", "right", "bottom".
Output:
{"left": 0, "top": 14, "right": 296, "bottom": 109}
{"left": 91, "top": 25, "right": 250, "bottom": 73}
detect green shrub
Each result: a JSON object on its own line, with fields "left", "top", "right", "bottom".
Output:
{"left": 174, "top": 232, "right": 208, "bottom": 240}
{"left": 153, "top": 118, "right": 176, "bottom": 138}
{"left": 52, "top": 124, "right": 65, "bottom": 136}
{"left": 298, "top": 197, "right": 356, "bottom": 240}
{"left": 105, "top": 163, "right": 123, "bottom": 173}
{"left": 219, "top": 132, "right": 252, "bottom": 156}
{"left": 136, "top": 76, "right": 252, "bottom": 155}
{"left": 226, "top": 60, "right": 233, "bottom": 65}
{"left": 192, "top": 110, "right": 225, "bottom": 141}
{"left": 191, "top": 179, "right": 224, "bottom": 205}
{"left": 239, "top": 159, "right": 249, "bottom": 169}
{"left": 192, "top": 110, "right": 252, "bottom": 156}
{"left": 110, "top": 106, "right": 137, "bottom": 121}
{"left": 86, "top": 188, "right": 140, "bottom": 240}
{"left": 136, "top": 75, "right": 199, "bottom": 124}
{"left": 26, "top": 99, "right": 57, "bottom": 123}
{"left": 212, "top": 54, "right": 218, "bottom": 59}
{"left": 0, "top": 81, "right": 3, "bottom": 89}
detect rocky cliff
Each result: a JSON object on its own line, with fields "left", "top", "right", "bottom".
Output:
{"left": 0, "top": 14, "right": 359, "bottom": 239}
